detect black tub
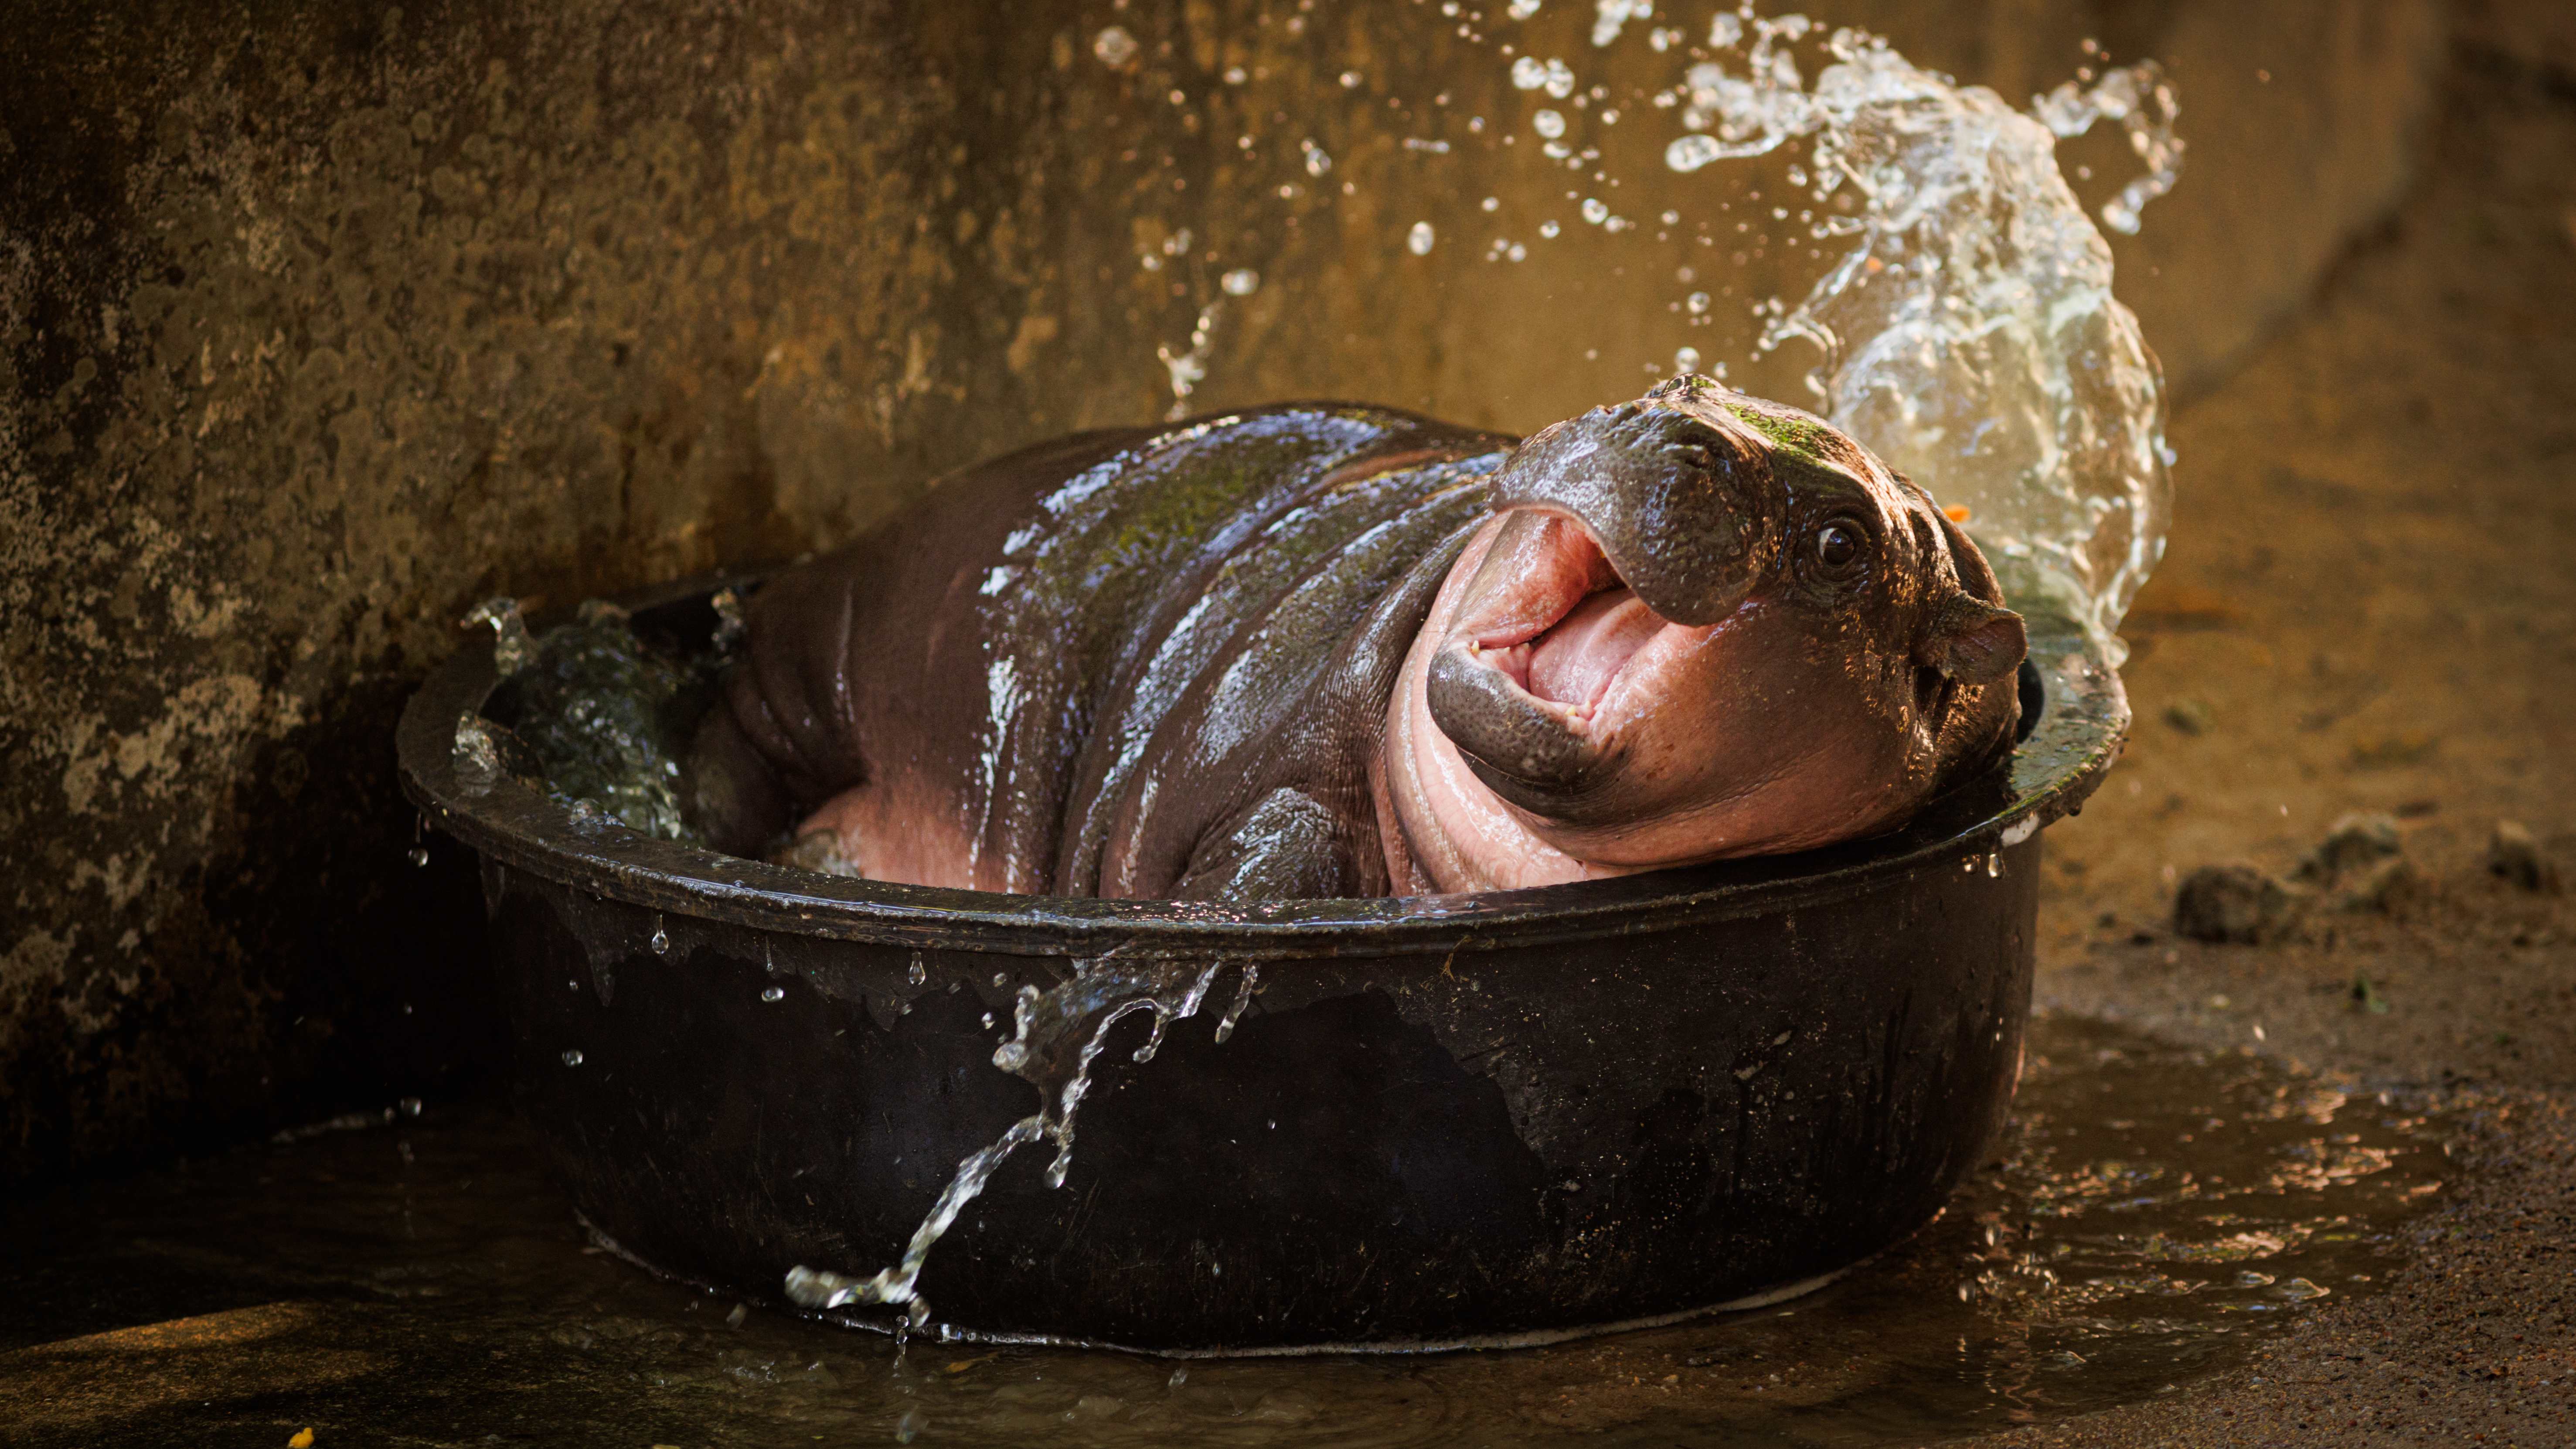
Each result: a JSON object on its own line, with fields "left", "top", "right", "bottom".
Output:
{"left": 397, "top": 577, "right": 2125, "bottom": 1354}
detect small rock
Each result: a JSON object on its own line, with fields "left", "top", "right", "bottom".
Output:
{"left": 2161, "top": 698, "right": 2213, "bottom": 735}
{"left": 2488, "top": 820, "right": 2559, "bottom": 893}
{"left": 2300, "top": 810, "right": 2403, "bottom": 883}
{"left": 2174, "top": 863, "right": 2311, "bottom": 944}
{"left": 2341, "top": 855, "right": 2426, "bottom": 914}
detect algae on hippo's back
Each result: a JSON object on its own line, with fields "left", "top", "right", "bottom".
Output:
{"left": 478, "top": 597, "right": 729, "bottom": 844}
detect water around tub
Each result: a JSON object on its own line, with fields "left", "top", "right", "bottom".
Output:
{"left": 0, "top": 1015, "right": 2443, "bottom": 1446}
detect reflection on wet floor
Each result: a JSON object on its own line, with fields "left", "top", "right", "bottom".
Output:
{"left": 0, "top": 1015, "right": 2442, "bottom": 1448}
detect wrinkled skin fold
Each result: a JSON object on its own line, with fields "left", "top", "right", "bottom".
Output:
{"left": 684, "top": 377, "right": 2025, "bottom": 901}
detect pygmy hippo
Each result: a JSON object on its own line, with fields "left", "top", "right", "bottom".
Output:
{"left": 684, "top": 375, "right": 2027, "bottom": 901}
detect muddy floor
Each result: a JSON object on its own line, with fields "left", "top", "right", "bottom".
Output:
{"left": 1958, "top": 10, "right": 2576, "bottom": 1446}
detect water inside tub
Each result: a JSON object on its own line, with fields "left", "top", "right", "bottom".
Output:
{"left": 0, "top": 1015, "right": 2444, "bottom": 1447}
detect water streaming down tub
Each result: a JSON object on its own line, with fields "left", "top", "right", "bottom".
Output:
{"left": 424, "top": 2, "right": 2185, "bottom": 1360}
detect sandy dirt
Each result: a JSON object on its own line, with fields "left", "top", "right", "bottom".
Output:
{"left": 1962, "top": 12, "right": 2576, "bottom": 1446}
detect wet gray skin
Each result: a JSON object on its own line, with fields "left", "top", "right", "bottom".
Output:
{"left": 684, "top": 376, "right": 2026, "bottom": 899}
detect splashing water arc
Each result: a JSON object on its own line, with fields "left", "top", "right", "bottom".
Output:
{"left": 1739, "top": 27, "right": 2179, "bottom": 653}
{"left": 784, "top": 9, "right": 2184, "bottom": 1324}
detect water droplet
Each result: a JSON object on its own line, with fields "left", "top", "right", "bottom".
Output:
{"left": 1987, "top": 851, "right": 2004, "bottom": 877}
{"left": 1506, "top": 0, "right": 1539, "bottom": 18}
{"left": 1480, "top": 195, "right": 1500, "bottom": 211}
{"left": 762, "top": 985, "right": 785, "bottom": 1003}
{"left": 1686, "top": 290, "right": 1712, "bottom": 314}
{"left": 1220, "top": 267, "right": 1260, "bottom": 296}
{"left": 650, "top": 925, "right": 670, "bottom": 955}
{"left": 1674, "top": 346, "right": 1702, "bottom": 374}
{"left": 1338, "top": 69, "right": 1362, "bottom": 89}
{"left": 981, "top": 1012, "right": 995, "bottom": 1029}
{"left": 562, "top": 1049, "right": 584, "bottom": 1067}
{"left": 1581, "top": 197, "right": 1610, "bottom": 225}
{"left": 908, "top": 957, "right": 927, "bottom": 986}
{"left": 1510, "top": 55, "right": 1548, "bottom": 89}
{"left": 463, "top": 596, "right": 532, "bottom": 675}
{"left": 1300, "top": 137, "right": 1332, "bottom": 177}
{"left": 1406, "top": 221, "right": 1436, "bottom": 256}
{"left": 894, "top": 1408, "right": 925, "bottom": 1444}
{"left": 1665, "top": 133, "right": 1725, "bottom": 174}
{"left": 407, "top": 846, "right": 430, "bottom": 868}
{"left": 1091, "top": 26, "right": 1137, "bottom": 68}
{"left": 1532, "top": 109, "right": 1565, "bottom": 139}
{"left": 1539, "top": 220, "right": 1561, "bottom": 238}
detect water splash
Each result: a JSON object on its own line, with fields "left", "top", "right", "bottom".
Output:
{"left": 463, "top": 596, "right": 533, "bottom": 675}
{"left": 1155, "top": 301, "right": 1224, "bottom": 422}
{"left": 1727, "top": 27, "right": 2173, "bottom": 650}
{"left": 2031, "top": 59, "right": 2185, "bottom": 236}
{"left": 1597, "top": 17, "right": 2177, "bottom": 648}
{"left": 783, "top": 951, "right": 1259, "bottom": 1323}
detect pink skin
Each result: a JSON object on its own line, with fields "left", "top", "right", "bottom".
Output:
{"left": 1373, "top": 508, "right": 1933, "bottom": 895}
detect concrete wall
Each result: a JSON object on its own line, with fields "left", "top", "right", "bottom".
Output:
{"left": 0, "top": 0, "right": 2440, "bottom": 1177}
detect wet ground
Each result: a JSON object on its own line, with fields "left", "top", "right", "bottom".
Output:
{"left": 1963, "top": 8, "right": 2576, "bottom": 1445}
{"left": 0, "top": 1017, "right": 2446, "bottom": 1447}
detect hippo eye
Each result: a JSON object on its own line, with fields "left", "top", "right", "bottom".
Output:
{"left": 1814, "top": 522, "right": 1861, "bottom": 571}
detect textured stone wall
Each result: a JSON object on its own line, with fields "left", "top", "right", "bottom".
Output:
{"left": 0, "top": 0, "right": 2438, "bottom": 1177}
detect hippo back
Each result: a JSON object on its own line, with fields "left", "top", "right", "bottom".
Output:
{"left": 700, "top": 406, "right": 1509, "bottom": 897}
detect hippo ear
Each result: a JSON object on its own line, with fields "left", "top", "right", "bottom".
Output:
{"left": 1919, "top": 592, "right": 2027, "bottom": 685}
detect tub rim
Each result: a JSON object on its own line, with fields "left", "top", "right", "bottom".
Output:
{"left": 397, "top": 573, "right": 2127, "bottom": 958}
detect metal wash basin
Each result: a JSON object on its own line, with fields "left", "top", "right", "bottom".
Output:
{"left": 397, "top": 575, "right": 2125, "bottom": 1354}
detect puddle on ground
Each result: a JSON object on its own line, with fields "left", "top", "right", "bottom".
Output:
{"left": 0, "top": 1015, "right": 2441, "bottom": 1448}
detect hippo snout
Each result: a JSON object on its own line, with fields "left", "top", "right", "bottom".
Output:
{"left": 1487, "top": 396, "right": 1785, "bottom": 626}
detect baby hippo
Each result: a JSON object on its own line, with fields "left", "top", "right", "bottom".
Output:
{"left": 684, "top": 375, "right": 2027, "bottom": 900}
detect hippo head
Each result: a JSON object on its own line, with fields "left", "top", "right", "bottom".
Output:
{"left": 1387, "top": 375, "right": 2026, "bottom": 889}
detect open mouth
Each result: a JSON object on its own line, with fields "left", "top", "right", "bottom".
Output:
{"left": 1427, "top": 510, "right": 1712, "bottom": 812}
{"left": 1481, "top": 585, "right": 1664, "bottom": 714}
{"left": 1457, "top": 516, "right": 1677, "bottom": 727}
